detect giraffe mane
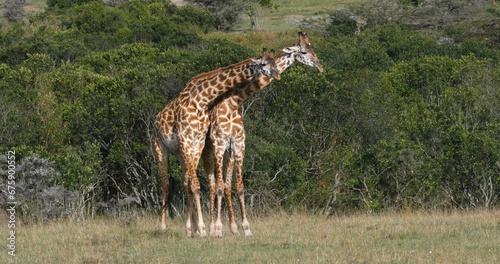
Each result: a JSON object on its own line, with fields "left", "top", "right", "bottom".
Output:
{"left": 207, "top": 79, "right": 253, "bottom": 111}
{"left": 188, "top": 57, "right": 259, "bottom": 83}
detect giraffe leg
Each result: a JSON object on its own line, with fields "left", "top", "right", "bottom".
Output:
{"left": 153, "top": 132, "right": 170, "bottom": 230}
{"left": 168, "top": 152, "right": 193, "bottom": 237}
{"left": 184, "top": 171, "right": 195, "bottom": 237}
{"left": 223, "top": 149, "right": 240, "bottom": 236}
{"left": 234, "top": 144, "right": 252, "bottom": 237}
{"left": 183, "top": 141, "right": 207, "bottom": 238}
{"left": 189, "top": 165, "right": 207, "bottom": 238}
{"left": 213, "top": 145, "right": 226, "bottom": 237}
{"left": 202, "top": 140, "right": 217, "bottom": 237}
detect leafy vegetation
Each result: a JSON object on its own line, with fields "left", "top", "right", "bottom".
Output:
{"left": 0, "top": 0, "right": 499, "bottom": 221}
{"left": 193, "top": 0, "right": 279, "bottom": 30}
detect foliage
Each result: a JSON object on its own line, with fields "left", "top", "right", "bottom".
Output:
{"left": 2, "top": 0, "right": 27, "bottom": 22}
{"left": 0, "top": 154, "right": 81, "bottom": 221}
{"left": 327, "top": 9, "right": 359, "bottom": 37}
{"left": 194, "top": 0, "right": 278, "bottom": 30}
{"left": 47, "top": 0, "right": 97, "bottom": 9}
{"left": 241, "top": 0, "right": 279, "bottom": 29}
{"left": 192, "top": 0, "right": 244, "bottom": 31}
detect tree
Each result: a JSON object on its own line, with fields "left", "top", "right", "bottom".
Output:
{"left": 2, "top": 0, "right": 26, "bottom": 22}
{"left": 194, "top": 0, "right": 277, "bottom": 30}
{"left": 46, "top": 0, "right": 96, "bottom": 9}
{"left": 241, "top": 0, "right": 278, "bottom": 30}
{"left": 193, "top": 0, "right": 242, "bottom": 30}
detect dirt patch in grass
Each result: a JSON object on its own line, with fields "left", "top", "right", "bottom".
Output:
{"left": 23, "top": 5, "right": 44, "bottom": 12}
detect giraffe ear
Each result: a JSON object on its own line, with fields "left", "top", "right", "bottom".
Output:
{"left": 250, "top": 58, "right": 261, "bottom": 64}
{"left": 283, "top": 46, "right": 299, "bottom": 54}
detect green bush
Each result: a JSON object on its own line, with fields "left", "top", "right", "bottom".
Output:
{"left": 47, "top": 0, "right": 97, "bottom": 9}
{"left": 244, "top": 135, "right": 307, "bottom": 209}
{"left": 327, "top": 9, "right": 358, "bottom": 37}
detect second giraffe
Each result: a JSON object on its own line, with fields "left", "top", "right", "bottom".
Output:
{"left": 202, "top": 32, "right": 323, "bottom": 237}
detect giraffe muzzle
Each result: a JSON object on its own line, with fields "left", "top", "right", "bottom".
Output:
{"left": 315, "top": 62, "right": 324, "bottom": 73}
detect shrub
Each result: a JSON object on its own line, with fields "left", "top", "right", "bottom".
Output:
{"left": 327, "top": 9, "right": 359, "bottom": 37}
{"left": 47, "top": 0, "right": 97, "bottom": 9}
{"left": 0, "top": 154, "right": 80, "bottom": 221}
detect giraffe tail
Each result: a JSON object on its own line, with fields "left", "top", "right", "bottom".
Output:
{"left": 164, "top": 176, "right": 177, "bottom": 218}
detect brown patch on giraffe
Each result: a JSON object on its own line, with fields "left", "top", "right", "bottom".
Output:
{"left": 216, "top": 83, "right": 224, "bottom": 90}
{"left": 194, "top": 94, "right": 203, "bottom": 105}
{"left": 218, "top": 106, "right": 228, "bottom": 115}
{"left": 201, "top": 89, "right": 210, "bottom": 98}
{"left": 219, "top": 74, "right": 227, "bottom": 82}
{"left": 193, "top": 85, "right": 204, "bottom": 94}
{"left": 192, "top": 59, "right": 252, "bottom": 83}
{"left": 219, "top": 123, "right": 230, "bottom": 130}
{"left": 218, "top": 116, "right": 229, "bottom": 123}
{"left": 233, "top": 124, "right": 243, "bottom": 133}
{"left": 210, "top": 89, "right": 218, "bottom": 97}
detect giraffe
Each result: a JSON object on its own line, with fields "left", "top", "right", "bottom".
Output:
{"left": 202, "top": 32, "right": 323, "bottom": 237}
{"left": 153, "top": 49, "right": 280, "bottom": 237}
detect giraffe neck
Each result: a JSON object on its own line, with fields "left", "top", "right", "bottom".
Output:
{"left": 213, "top": 51, "right": 295, "bottom": 108}
{"left": 181, "top": 59, "right": 259, "bottom": 109}
{"left": 274, "top": 50, "right": 296, "bottom": 74}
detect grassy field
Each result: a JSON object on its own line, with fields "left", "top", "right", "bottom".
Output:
{"left": 234, "top": 0, "right": 348, "bottom": 32}
{"left": 1, "top": 210, "right": 499, "bottom": 263}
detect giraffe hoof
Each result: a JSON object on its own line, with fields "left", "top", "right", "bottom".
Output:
{"left": 197, "top": 224, "right": 207, "bottom": 238}
{"left": 244, "top": 230, "right": 253, "bottom": 237}
{"left": 209, "top": 223, "right": 216, "bottom": 237}
{"left": 230, "top": 223, "right": 240, "bottom": 236}
{"left": 186, "top": 225, "right": 193, "bottom": 237}
{"left": 215, "top": 221, "right": 223, "bottom": 237}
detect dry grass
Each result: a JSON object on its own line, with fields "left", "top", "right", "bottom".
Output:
{"left": 1, "top": 210, "right": 499, "bottom": 263}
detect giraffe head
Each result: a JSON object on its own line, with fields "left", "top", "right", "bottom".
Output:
{"left": 250, "top": 48, "right": 281, "bottom": 80}
{"left": 282, "top": 31, "right": 323, "bottom": 72}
